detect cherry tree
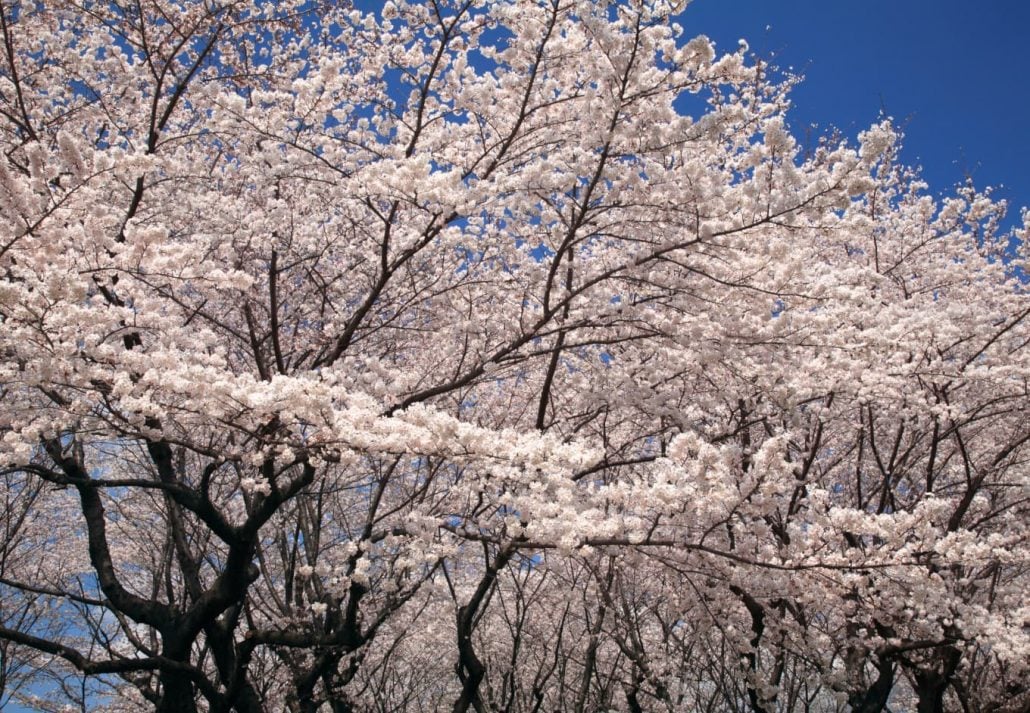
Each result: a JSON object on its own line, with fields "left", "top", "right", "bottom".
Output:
{"left": 0, "top": 0, "right": 1027, "bottom": 711}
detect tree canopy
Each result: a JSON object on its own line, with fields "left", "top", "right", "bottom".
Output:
{"left": 0, "top": 1, "right": 1027, "bottom": 711}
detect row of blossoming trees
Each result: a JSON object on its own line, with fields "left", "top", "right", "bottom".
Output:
{"left": 0, "top": 0, "right": 1026, "bottom": 711}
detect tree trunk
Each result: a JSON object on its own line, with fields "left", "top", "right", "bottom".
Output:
{"left": 913, "top": 648, "right": 961, "bottom": 713}
{"left": 848, "top": 657, "right": 894, "bottom": 713}
{"left": 156, "top": 669, "right": 199, "bottom": 713}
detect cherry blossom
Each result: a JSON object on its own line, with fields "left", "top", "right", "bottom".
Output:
{"left": 0, "top": 1, "right": 1026, "bottom": 711}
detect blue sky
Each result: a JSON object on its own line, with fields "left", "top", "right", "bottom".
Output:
{"left": 685, "top": 0, "right": 1030, "bottom": 222}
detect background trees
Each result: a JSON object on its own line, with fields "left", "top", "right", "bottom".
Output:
{"left": 0, "top": 0, "right": 1026, "bottom": 711}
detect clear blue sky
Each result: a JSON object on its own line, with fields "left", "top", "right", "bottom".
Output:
{"left": 685, "top": 0, "right": 1030, "bottom": 221}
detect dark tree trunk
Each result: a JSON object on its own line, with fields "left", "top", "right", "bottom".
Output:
{"left": 913, "top": 648, "right": 961, "bottom": 713}
{"left": 156, "top": 669, "right": 199, "bottom": 713}
{"left": 453, "top": 607, "right": 488, "bottom": 713}
{"left": 848, "top": 657, "right": 894, "bottom": 713}
{"left": 914, "top": 674, "right": 948, "bottom": 713}
{"left": 624, "top": 670, "right": 645, "bottom": 713}
{"left": 452, "top": 548, "right": 513, "bottom": 713}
